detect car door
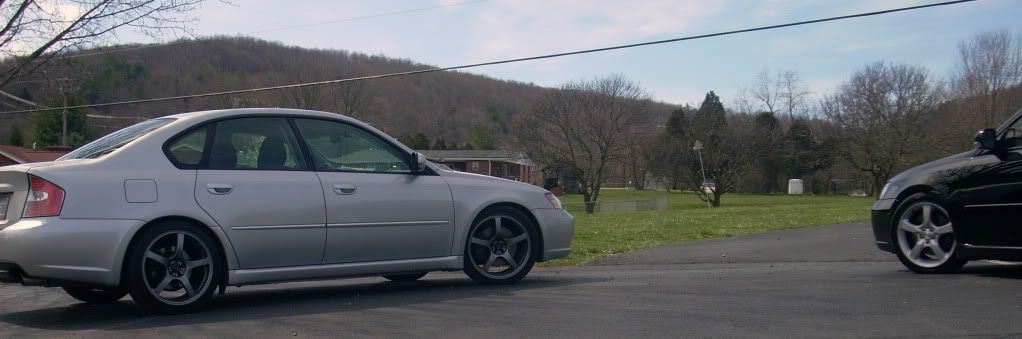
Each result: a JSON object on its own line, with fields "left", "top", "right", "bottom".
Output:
{"left": 292, "top": 118, "right": 454, "bottom": 264}
{"left": 954, "top": 116, "right": 1022, "bottom": 247}
{"left": 192, "top": 117, "right": 327, "bottom": 269}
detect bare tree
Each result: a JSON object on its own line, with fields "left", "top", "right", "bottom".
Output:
{"left": 330, "top": 74, "right": 372, "bottom": 118}
{"left": 0, "top": 0, "right": 206, "bottom": 88}
{"left": 777, "top": 70, "right": 811, "bottom": 119}
{"left": 952, "top": 30, "right": 1022, "bottom": 128}
{"left": 822, "top": 62, "right": 944, "bottom": 196}
{"left": 515, "top": 75, "right": 652, "bottom": 214}
{"left": 750, "top": 69, "right": 778, "bottom": 114}
{"left": 738, "top": 69, "right": 811, "bottom": 119}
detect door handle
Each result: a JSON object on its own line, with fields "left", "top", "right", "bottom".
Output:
{"left": 333, "top": 184, "right": 357, "bottom": 195}
{"left": 206, "top": 183, "right": 233, "bottom": 195}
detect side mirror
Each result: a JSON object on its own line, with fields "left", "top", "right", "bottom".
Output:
{"left": 410, "top": 152, "right": 428, "bottom": 172}
{"left": 975, "top": 128, "right": 997, "bottom": 150}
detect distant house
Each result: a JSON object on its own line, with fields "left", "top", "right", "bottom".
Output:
{"left": 419, "top": 150, "right": 535, "bottom": 183}
{"left": 0, "top": 145, "right": 69, "bottom": 166}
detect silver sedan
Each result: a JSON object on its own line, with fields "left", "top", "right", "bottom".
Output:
{"left": 0, "top": 108, "right": 574, "bottom": 313}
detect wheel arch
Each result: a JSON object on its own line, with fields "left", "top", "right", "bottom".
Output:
{"left": 120, "top": 215, "right": 232, "bottom": 289}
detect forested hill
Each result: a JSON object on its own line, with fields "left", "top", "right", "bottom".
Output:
{"left": 1, "top": 36, "right": 676, "bottom": 146}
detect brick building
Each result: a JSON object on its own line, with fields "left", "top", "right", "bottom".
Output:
{"left": 419, "top": 150, "right": 535, "bottom": 183}
{"left": 0, "top": 145, "right": 69, "bottom": 166}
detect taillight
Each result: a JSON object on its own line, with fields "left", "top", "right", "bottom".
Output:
{"left": 24, "top": 175, "right": 64, "bottom": 218}
{"left": 544, "top": 192, "right": 562, "bottom": 209}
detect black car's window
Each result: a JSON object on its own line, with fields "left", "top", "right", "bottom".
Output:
{"left": 167, "top": 127, "right": 207, "bottom": 166}
{"left": 208, "top": 117, "right": 305, "bottom": 170}
{"left": 1002, "top": 117, "right": 1022, "bottom": 149}
{"left": 294, "top": 118, "right": 410, "bottom": 173}
{"left": 60, "top": 118, "right": 174, "bottom": 160}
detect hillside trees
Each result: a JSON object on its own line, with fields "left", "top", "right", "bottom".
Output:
{"left": 515, "top": 75, "right": 652, "bottom": 214}
{"left": 0, "top": 0, "right": 207, "bottom": 87}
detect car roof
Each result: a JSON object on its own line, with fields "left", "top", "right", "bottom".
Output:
{"left": 164, "top": 108, "right": 357, "bottom": 123}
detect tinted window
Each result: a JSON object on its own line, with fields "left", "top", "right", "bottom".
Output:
{"left": 294, "top": 119, "right": 410, "bottom": 173}
{"left": 1003, "top": 117, "right": 1022, "bottom": 149}
{"left": 60, "top": 118, "right": 174, "bottom": 160}
{"left": 208, "top": 117, "right": 305, "bottom": 170}
{"left": 167, "top": 127, "right": 207, "bottom": 166}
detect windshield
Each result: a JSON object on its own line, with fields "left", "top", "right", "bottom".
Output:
{"left": 59, "top": 118, "right": 175, "bottom": 160}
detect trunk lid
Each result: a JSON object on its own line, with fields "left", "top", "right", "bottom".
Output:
{"left": 0, "top": 166, "right": 29, "bottom": 229}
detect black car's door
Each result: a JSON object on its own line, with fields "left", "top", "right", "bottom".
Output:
{"left": 954, "top": 117, "right": 1022, "bottom": 247}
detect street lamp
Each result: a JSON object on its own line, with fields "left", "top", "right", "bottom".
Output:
{"left": 693, "top": 140, "right": 711, "bottom": 208}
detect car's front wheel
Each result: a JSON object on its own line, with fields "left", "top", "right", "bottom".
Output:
{"left": 463, "top": 206, "right": 537, "bottom": 284}
{"left": 893, "top": 195, "right": 966, "bottom": 274}
{"left": 124, "top": 221, "right": 223, "bottom": 314}
{"left": 62, "top": 287, "right": 127, "bottom": 304}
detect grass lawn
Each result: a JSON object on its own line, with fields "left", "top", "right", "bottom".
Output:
{"left": 542, "top": 189, "right": 873, "bottom": 266}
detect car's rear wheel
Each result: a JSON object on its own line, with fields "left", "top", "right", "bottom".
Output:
{"left": 62, "top": 287, "right": 127, "bottom": 304}
{"left": 893, "top": 195, "right": 966, "bottom": 274}
{"left": 383, "top": 272, "right": 428, "bottom": 282}
{"left": 124, "top": 221, "right": 222, "bottom": 314}
{"left": 463, "top": 206, "right": 537, "bottom": 284}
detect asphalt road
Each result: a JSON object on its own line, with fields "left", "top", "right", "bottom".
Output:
{"left": 1, "top": 222, "right": 1020, "bottom": 338}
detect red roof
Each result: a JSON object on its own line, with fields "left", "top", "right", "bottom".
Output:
{"left": 0, "top": 145, "right": 69, "bottom": 164}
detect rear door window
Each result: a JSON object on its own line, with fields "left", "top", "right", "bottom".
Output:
{"left": 207, "top": 117, "right": 306, "bottom": 171}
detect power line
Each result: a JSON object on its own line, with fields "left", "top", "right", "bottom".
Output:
{"left": 5, "top": 0, "right": 488, "bottom": 61}
{"left": 0, "top": 0, "right": 979, "bottom": 116}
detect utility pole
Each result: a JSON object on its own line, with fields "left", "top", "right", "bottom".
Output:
{"left": 693, "top": 140, "right": 711, "bottom": 208}
{"left": 61, "top": 85, "right": 68, "bottom": 147}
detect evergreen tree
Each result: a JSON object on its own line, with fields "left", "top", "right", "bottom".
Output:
{"left": 432, "top": 138, "right": 448, "bottom": 150}
{"left": 470, "top": 123, "right": 496, "bottom": 149}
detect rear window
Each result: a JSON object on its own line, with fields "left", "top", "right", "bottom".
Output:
{"left": 59, "top": 118, "right": 175, "bottom": 160}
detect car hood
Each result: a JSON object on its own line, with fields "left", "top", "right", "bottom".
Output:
{"left": 889, "top": 149, "right": 975, "bottom": 183}
{"left": 436, "top": 168, "right": 545, "bottom": 191}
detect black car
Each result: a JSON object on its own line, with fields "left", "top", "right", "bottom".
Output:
{"left": 872, "top": 108, "right": 1022, "bottom": 273}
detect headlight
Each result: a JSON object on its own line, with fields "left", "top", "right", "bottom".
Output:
{"left": 544, "top": 192, "right": 562, "bottom": 209}
{"left": 879, "top": 183, "right": 899, "bottom": 200}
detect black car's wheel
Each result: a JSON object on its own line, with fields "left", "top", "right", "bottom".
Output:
{"left": 463, "top": 206, "right": 537, "bottom": 284}
{"left": 892, "top": 194, "right": 966, "bottom": 274}
{"left": 124, "top": 221, "right": 223, "bottom": 314}
{"left": 383, "top": 272, "right": 428, "bottom": 282}
{"left": 62, "top": 287, "right": 127, "bottom": 304}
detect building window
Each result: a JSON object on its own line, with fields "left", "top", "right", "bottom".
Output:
{"left": 471, "top": 162, "right": 479, "bottom": 172}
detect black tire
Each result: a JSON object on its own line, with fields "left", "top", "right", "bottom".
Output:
{"left": 463, "top": 206, "right": 538, "bottom": 284}
{"left": 123, "top": 220, "right": 223, "bottom": 314}
{"left": 62, "top": 287, "right": 127, "bottom": 304}
{"left": 383, "top": 272, "right": 428, "bottom": 282}
{"left": 891, "top": 194, "right": 967, "bottom": 274}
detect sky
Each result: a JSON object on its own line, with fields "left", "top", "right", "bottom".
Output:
{"left": 114, "top": 0, "right": 1022, "bottom": 108}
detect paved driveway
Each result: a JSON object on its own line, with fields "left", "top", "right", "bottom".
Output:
{"left": 1, "top": 222, "right": 1020, "bottom": 337}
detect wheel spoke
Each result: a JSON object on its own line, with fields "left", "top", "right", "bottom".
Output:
{"left": 493, "top": 217, "right": 503, "bottom": 239}
{"left": 899, "top": 219, "right": 922, "bottom": 234}
{"left": 188, "top": 257, "right": 210, "bottom": 270}
{"left": 507, "top": 233, "right": 528, "bottom": 245}
{"left": 470, "top": 236, "right": 490, "bottom": 247}
{"left": 175, "top": 233, "right": 185, "bottom": 257}
{"left": 908, "top": 239, "right": 926, "bottom": 259}
{"left": 179, "top": 278, "right": 196, "bottom": 296}
{"left": 146, "top": 250, "right": 169, "bottom": 266}
{"left": 483, "top": 254, "right": 498, "bottom": 272}
{"left": 934, "top": 223, "right": 953, "bottom": 234}
{"left": 152, "top": 276, "right": 172, "bottom": 294}
{"left": 921, "top": 205, "right": 932, "bottom": 227}
{"left": 500, "top": 253, "right": 518, "bottom": 269}
{"left": 929, "top": 242, "right": 948, "bottom": 260}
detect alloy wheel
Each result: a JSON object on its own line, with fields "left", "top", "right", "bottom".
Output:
{"left": 896, "top": 202, "right": 956, "bottom": 268}
{"left": 467, "top": 215, "right": 532, "bottom": 279}
{"left": 142, "top": 231, "right": 214, "bottom": 306}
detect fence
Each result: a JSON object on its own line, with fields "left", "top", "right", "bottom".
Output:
{"left": 563, "top": 195, "right": 670, "bottom": 212}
